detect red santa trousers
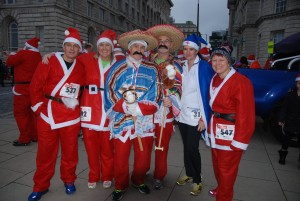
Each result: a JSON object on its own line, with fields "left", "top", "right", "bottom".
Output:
{"left": 113, "top": 136, "right": 153, "bottom": 190}
{"left": 212, "top": 148, "right": 243, "bottom": 201}
{"left": 33, "top": 117, "right": 80, "bottom": 192}
{"left": 13, "top": 94, "right": 37, "bottom": 142}
{"left": 83, "top": 128, "right": 114, "bottom": 182}
{"left": 153, "top": 122, "right": 173, "bottom": 180}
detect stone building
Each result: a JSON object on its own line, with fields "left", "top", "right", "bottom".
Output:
{"left": 0, "top": 0, "right": 173, "bottom": 56}
{"left": 227, "top": 0, "right": 300, "bottom": 65}
{"left": 173, "top": 21, "right": 198, "bottom": 38}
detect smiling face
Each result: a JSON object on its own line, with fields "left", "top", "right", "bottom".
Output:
{"left": 129, "top": 43, "right": 146, "bottom": 60}
{"left": 63, "top": 42, "right": 81, "bottom": 62}
{"left": 98, "top": 42, "right": 112, "bottom": 61}
{"left": 211, "top": 54, "right": 231, "bottom": 78}
{"left": 157, "top": 35, "right": 173, "bottom": 54}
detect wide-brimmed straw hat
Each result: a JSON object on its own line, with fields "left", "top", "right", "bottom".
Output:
{"left": 147, "top": 24, "right": 185, "bottom": 52}
{"left": 118, "top": 29, "right": 158, "bottom": 51}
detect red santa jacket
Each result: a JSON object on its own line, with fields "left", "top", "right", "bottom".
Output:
{"left": 208, "top": 69, "right": 255, "bottom": 151}
{"left": 6, "top": 49, "right": 42, "bottom": 95}
{"left": 30, "top": 53, "right": 85, "bottom": 129}
{"left": 78, "top": 53, "right": 117, "bottom": 131}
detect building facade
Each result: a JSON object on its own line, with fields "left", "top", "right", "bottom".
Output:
{"left": 0, "top": 0, "right": 173, "bottom": 56}
{"left": 173, "top": 21, "right": 198, "bottom": 38}
{"left": 227, "top": 0, "right": 300, "bottom": 64}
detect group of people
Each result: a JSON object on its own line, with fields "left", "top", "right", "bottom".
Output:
{"left": 5, "top": 24, "right": 256, "bottom": 201}
{"left": 235, "top": 54, "right": 274, "bottom": 69}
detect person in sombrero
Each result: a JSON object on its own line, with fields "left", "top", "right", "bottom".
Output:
{"left": 104, "top": 29, "right": 161, "bottom": 200}
{"left": 147, "top": 24, "right": 184, "bottom": 190}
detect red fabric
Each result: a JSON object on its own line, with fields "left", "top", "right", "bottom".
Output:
{"left": 208, "top": 73, "right": 255, "bottom": 151}
{"left": 33, "top": 117, "right": 80, "bottom": 192}
{"left": 113, "top": 135, "right": 154, "bottom": 190}
{"left": 6, "top": 50, "right": 41, "bottom": 95}
{"left": 131, "top": 136, "right": 154, "bottom": 185}
{"left": 30, "top": 54, "right": 84, "bottom": 126}
{"left": 250, "top": 60, "right": 261, "bottom": 69}
{"left": 212, "top": 148, "right": 243, "bottom": 201}
{"left": 78, "top": 53, "right": 110, "bottom": 127}
{"left": 14, "top": 94, "right": 37, "bottom": 142}
{"left": 83, "top": 128, "right": 114, "bottom": 182}
{"left": 153, "top": 121, "right": 173, "bottom": 180}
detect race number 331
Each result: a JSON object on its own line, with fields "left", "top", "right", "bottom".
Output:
{"left": 60, "top": 83, "right": 80, "bottom": 99}
{"left": 215, "top": 124, "right": 235, "bottom": 141}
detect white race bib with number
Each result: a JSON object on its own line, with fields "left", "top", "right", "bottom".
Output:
{"left": 190, "top": 108, "right": 201, "bottom": 120}
{"left": 60, "top": 83, "right": 80, "bottom": 99}
{"left": 215, "top": 124, "right": 235, "bottom": 141}
{"left": 81, "top": 106, "right": 92, "bottom": 122}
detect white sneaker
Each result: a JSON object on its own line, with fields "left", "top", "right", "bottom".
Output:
{"left": 103, "top": 180, "right": 112, "bottom": 189}
{"left": 88, "top": 182, "right": 96, "bottom": 189}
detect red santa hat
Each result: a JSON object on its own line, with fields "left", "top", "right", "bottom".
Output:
{"left": 247, "top": 54, "right": 255, "bottom": 62}
{"left": 177, "top": 50, "right": 184, "bottom": 59}
{"left": 296, "top": 73, "right": 300, "bottom": 82}
{"left": 63, "top": 27, "right": 82, "bottom": 51}
{"left": 113, "top": 42, "right": 122, "bottom": 52}
{"left": 25, "top": 37, "right": 40, "bottom": 51}
{"left": 97, "top": 29, "right": 117, "bottom": 50}
{"left": 200, "top": 47, "right": 210, "bottom": 58}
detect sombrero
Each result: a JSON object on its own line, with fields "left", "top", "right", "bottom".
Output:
{"left": 118, "top": 29, "right": 158, "bottom": 51}
{"left": 147, "top": 24, "right": 185, "bottom": 52}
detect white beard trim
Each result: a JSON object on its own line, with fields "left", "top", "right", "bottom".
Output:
{"left": 61, "top": 97, "right": 79, "bottom": 110}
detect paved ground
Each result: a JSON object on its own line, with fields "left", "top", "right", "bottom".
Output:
{"left": 0, "top": 86, "right": 300, "bottom": 201}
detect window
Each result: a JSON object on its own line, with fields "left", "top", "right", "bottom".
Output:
{"left": 275, "top": 0, "right": 286, "bottom": 13}
{"left": 109, "top": 0, "right": 113, "bottom": 6}
{"left": 132, "top": 8, "right": 135, "bottom": 19}
{"left": 36, "top": 26, "right": 44, "bottom": 47}
{"left": 118, "top": 0, "right": 122, "bottom": 10}
{"left": 125, "top": 3, "right": 129, "bottom": 13}
{"left": 110, "top": 14, "right": 115, "bottom": 25}
{"left": 67, "top": 0, "right": 73, "bottom": 9}
{"left": 99, "top": 8, "right": 105, "bottom": 22}
{"left": 272, "top": 30, "right": 284, "bottom": 44}
{"left": 3, "top": 0, "right": 15, "bottom": 4}
{"left": 37, "top": 0, "right": 43, "bottom": 2}
{"left": 87, "top": 2, "right": 93, "bottom": 17}
{"left": 8, "top": 21, "right": 18, "bottom": 51}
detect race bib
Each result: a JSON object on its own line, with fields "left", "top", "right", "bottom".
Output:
{"left": 81, "top": 106, "right": 92, "bottom": 122}
{"left": 60, "top": 83, "right": 80, "bottom": 99}
{"left": 215, "top": 124, "right": 235, "bottom": 141}
{"left": 190, "top": 108, "right": 201, "bottom": 120}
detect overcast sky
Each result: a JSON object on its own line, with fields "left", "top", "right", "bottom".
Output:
{"left": 171, "top": 0, "right": 229, "bottom": 40}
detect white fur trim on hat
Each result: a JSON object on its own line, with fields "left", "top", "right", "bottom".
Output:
{"left": 128, "top": 40, "right": 148, "bottom": 49}
{"left": 97, "top": 38, "right": 114, "bottom": 49}
{"left": 296, "top": 76, "right": 300, "bottom": 81}
{"left": 63, "top": 37, "right": 82, "bottom": 51}
{"left": 25, "top": 42, "right": 39, "bottom": 52}
{"left": 182, "top": 40, "right": 199, "bottom": 51}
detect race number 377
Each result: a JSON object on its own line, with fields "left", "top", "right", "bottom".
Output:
{"left": 215, "top": 124, "right": 235, "bottom": 141}
{"left": 60, "top": 83, "right": 80, "bottom": 99}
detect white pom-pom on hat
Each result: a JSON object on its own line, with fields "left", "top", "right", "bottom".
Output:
{"left": 113, "top": 40, "right": 117, "bottom": 45}
{"left": 206, "top": 43, "right": 211, "bottom": 49}
{"left": 65, "top": 30, "right": 70, "bottom": 36}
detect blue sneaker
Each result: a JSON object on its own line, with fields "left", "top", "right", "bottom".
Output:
{"left": 28, "top": 189, "right": 49, "bottom": 201}
{"left": 64, "top": 182, "right": 76, "bottom": 194}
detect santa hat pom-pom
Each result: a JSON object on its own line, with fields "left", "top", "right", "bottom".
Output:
{"left": 82, "top": 40, "right": 86, "bottom": 44}
{"left": 38, "top": 41, "right": 41, "bottom": 45}
{"left": 64, "top": 30, "right": 70, "bottom": 36}
{"left": 113, "top": 40, "right": 117, "bottom": 45}
{"left": 206, "top": 43, "right": 211, "bottom": 49}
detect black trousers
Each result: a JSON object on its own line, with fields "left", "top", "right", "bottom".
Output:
{"left": 282, "top": 130, "right": 300, "bottom": 150}
{"left": 178, "top": 122, "right": 202, "bottom": 184}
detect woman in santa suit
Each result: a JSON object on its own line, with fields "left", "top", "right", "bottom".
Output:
{"left": 79, "top": 30, "right": 118, "bottom": 189}
{"left": 207, "top": 46, "right": 255, "bottom": 201}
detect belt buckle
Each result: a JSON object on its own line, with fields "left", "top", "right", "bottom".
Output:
{"left": 89, "top": 84, "right": 98, "bottom": 94}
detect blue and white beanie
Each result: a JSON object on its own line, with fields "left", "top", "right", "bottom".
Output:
{"left": 182, "top": 34, "right": 208, "bottom": 51}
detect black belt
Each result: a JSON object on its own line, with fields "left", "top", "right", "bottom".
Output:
{"left": 45, "top": 94, "right": 63, "bottom": 103}
{"left": 80, "top": 85, "right": 104, "bottom": 91}
{"left": 14, "top": 81, "right": 30, "bottom": 84}
{"left": 212, "top": 111, "right": 236, "bottom": 123}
